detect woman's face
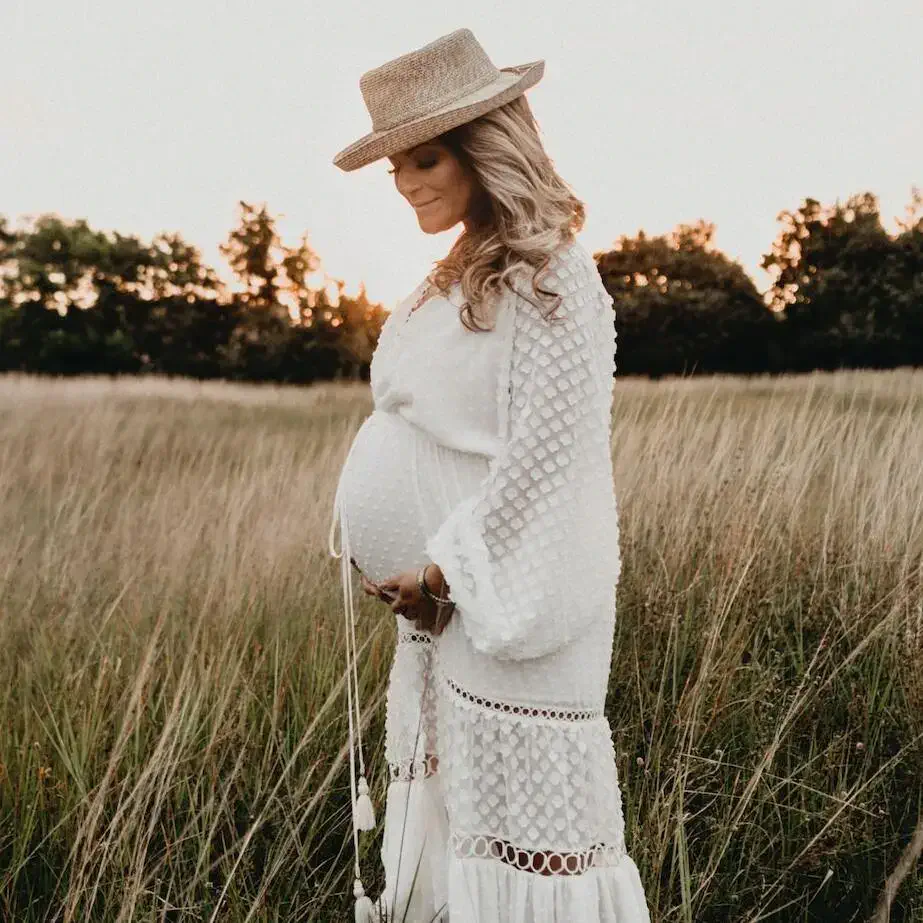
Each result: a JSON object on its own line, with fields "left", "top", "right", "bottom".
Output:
{"left": 387, "top": 141, "right": 480, "bottom": 234}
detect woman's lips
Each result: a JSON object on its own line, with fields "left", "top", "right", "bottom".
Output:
{"left": 415, "top": 198, "right": 440, "bottom": 208}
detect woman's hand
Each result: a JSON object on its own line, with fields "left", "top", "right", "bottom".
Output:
{"left": 376, "top": 565, "right": 454, "bottom": 636}
{"left": 359, "top": 573, "right": 392, "bottom": 602}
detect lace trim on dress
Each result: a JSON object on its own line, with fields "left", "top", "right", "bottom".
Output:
{"left": 450, "top": 831, "right": 627, "bottom": 876}
{"left": 396, "top": 627, "right": 434, "bottom": 645}
{"left": 441, "top": 670, "right": 604, "bottom": 722}
{"left": 385, "top": 628, "right": 439, "bottom": 783}
{"left": 388, "top": 752, "right": 440, "bottom": 782}
{"left": 433, "top": 649, "right": 631, "bottom": 878}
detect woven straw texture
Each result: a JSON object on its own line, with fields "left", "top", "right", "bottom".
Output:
{"left": 333, "top": 28, "right": 544, "bottom": 172}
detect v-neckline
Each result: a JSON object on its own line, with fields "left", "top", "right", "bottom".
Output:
{"left": 401, "top": 280, "right": 458, "bottom": 327}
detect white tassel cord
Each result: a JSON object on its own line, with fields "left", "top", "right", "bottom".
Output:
{"left": 353, "top": 876, "right": 377, "bottom": 923}
{"left": 338, "top": 496, "right": 377, "bottom": 831}
{"left": 355, "top": 775, "right": 376, "bottom": 830}
{"left": 328, "top": 456, "right": 379, "bottom": 920}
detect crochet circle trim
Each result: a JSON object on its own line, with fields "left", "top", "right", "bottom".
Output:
{"left": 388, "top": 752, "right": 439, "bottom": 782}
{"left": 451, "top": 831, "right": 626, "bottom": 876}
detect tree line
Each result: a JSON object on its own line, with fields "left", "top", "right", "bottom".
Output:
{"left": 1, "top": 189, "right": 920, "bottom": 382}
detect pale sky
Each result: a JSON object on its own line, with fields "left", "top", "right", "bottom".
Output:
{"left": 2, "top": 0, "right": 920, "bottom": 312}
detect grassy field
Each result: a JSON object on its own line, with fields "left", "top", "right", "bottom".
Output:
{"left": 0, "top": 369, "right": 921, "bottom": 922}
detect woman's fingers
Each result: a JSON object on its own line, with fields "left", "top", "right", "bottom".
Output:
{"left": 359, "top": 574, "right": 393, "bottom": 605}
{"left": 359, "top": 574, "right": 378, "bottom": 596}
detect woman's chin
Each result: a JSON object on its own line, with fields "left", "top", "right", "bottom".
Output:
{"left": 417, "top": 217, "right": 439, "bottom": 233}
{"left": 417, "top": 211, "right": 456, "bottom": 234}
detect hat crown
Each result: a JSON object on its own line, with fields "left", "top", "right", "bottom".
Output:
{"left": 360, "top": 28, "right": 500, "bottom": 134}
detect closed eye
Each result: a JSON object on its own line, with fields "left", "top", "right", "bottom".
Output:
{"left": 388, "top": 158, "right": 437, "bottom": 176}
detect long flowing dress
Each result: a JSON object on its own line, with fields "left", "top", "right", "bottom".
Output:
{"left": 328, "top": 236, "right": 651, "bottom": 923}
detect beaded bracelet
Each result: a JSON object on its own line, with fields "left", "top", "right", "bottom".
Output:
{"left": 417, "top": 563, "right": 454, "bottom": 606}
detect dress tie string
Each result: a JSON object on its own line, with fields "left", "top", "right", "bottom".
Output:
{"left": 328, "top": 425, "right": 380, "bottom": 922}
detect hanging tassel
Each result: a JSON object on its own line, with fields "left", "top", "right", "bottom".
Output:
{"left": 331, "top": 472, "right": 382, "bottom": 922}
{"left": 354, "top": 774, "right": 376, "bottom": 830}
{"left": 354, "top": 876, "right": 379, "bottom": 923}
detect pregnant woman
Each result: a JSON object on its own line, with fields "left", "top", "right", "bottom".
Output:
{"left": 328, "top": 28, "right": 652, "bottom": 923}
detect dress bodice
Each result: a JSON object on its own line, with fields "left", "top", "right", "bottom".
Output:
{"left": 369, "top": 279, "right": 515, "bottom": 459}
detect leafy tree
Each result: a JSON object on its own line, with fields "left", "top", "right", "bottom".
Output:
{"left": 762, "top": 189, "right": 923, "bottom": 370}
{"left": 0, "top": 214, "right": 236, "bottom": 376}
{"left": 3, "top": 187, "right": 920, "bottom": 383}
{"left": 216, "top": 201, "right": 388, "bottom": 383}
{"left": 594, "top": 220, "right": 779, "bottom": 377}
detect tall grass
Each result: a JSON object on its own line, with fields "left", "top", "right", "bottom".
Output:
{"left": 0, "top": 369, "right": 921, "bottom": 922}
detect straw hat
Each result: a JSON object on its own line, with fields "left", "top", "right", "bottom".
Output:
{"left": 332, "top": 27, "right": 544, "bottom": 172}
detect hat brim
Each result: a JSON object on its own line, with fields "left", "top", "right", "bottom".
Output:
{"left": 332, "top": 59, "right": 545, "bottom": 172}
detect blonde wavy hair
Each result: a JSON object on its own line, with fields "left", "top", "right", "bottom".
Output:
{"left": 422, "top": 93, "right": 586, "bottom": 333}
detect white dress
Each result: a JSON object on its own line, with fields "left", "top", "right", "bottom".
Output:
{"left": 328, "top": 236, "right": 651, "bottom": 923}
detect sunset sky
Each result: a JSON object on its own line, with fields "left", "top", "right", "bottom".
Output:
{"left": 2, "top": 0, "right": 920, "bottom": 312}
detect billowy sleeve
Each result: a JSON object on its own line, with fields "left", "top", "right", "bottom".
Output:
{"left": 423, "top": 243, "right": 621, "bottom": 661}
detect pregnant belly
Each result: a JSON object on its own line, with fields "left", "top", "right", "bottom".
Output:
{"left": 337, "top": 409, "right": 489, "bottom": 585}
